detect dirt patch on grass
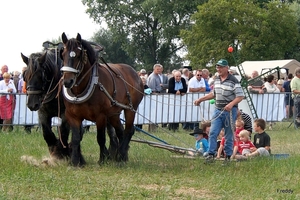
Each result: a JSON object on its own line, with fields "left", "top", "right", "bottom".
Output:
{"left": 139, "top": 184, "right": 220, "bottom": 199}
{"left": 175, "top": 187, "right": 220, "bottom": 199}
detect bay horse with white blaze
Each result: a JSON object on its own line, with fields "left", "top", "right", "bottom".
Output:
{"left": 60, "top": 32, "right": 144, "bottom": 166}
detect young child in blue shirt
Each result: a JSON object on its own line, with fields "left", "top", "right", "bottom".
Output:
{"left": 190, "top": 128, "right": 209, "bottom": 155}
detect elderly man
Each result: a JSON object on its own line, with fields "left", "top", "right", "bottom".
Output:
{"left": 147, "top": 64, "right": 169, "bottom": 129}
{"left": 202, "top": 69, "right": 211, "bottom": 92}
{"left": 0, "top": 65, "right": 8, "bottom": 80}
{"left": 168, "top": 70, "right": 187, "bottom": 131}
{"left": 147, "top": 64, "right": 168, "bottom": 94}
{"left": 181, "top": 68, "right": 190, "bottom": 84}
{"left": 248, "top": 70, "right": 265, "bottom": 94}
{"left": 194, "top": 59, "right": 245, "bottom": 165}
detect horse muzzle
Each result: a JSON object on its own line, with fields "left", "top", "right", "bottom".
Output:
{"left": 27, "top": 95, "right": 42, "bottom": 111}
{"left": 61, "top": 66, "right": 78, "bottom": 88}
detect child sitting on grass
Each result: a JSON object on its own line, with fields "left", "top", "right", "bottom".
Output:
{"left": 189, "top": 128, "right": 208, "bottom": 155}
{"left": 232, "top": 130, "right": 255, "bottom": 160}
{"left": 247, "top": 118, "right": 271, "bottom": 157}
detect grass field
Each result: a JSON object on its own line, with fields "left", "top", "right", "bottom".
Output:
{"left": 0, "top": 122, "right": 299, "bottom": 200}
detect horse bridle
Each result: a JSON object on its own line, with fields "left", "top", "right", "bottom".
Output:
{"left": 26, "top": 54, "right": 58, "bottom": 105}
{"left": 26, "top": 59, "right": 50, "bottom": 95}
{"left": 60, "top": 43, "right": 87, "bottom": 86}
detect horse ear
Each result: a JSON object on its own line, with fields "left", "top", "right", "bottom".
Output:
{"left": 76, "top": 33, "right": 82, "bottom": 42}
{"left": 21, "top": 53, "right": 29, "bottom": 65}
{"left": 62, "top": 32, "right": 68, "bottom": 44}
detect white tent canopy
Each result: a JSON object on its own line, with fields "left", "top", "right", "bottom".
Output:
{"left": 240, "top": 59, "right": 300, "bottom": 77}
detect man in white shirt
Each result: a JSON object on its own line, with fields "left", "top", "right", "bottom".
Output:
{"left": 184, "top": 69, "right": 206, "bottom": 131}
{"left": 188, "top": 70, "right": 206, "bottom": 92}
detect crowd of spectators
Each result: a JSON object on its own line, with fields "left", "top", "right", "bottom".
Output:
{"left": 135, "top": 61, "right": 299, "bottom": 163}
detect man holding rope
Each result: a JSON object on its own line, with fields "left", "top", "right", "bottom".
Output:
{"left": 194, "top": 59, "right": 244, "bottom": 165}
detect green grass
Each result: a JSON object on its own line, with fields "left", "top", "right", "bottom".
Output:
{"left": 0, "top": 123, "right": 299, "bottom": 199}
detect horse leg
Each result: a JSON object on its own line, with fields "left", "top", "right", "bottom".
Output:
{"left": 55, "top": 114, "right": 71, "bottom": 158}
{"left": 108, "top": 115, "right": 127, "bottom": 162}
{"left": 96, "top": 117, "right": 108, "bottom": 165}
{"left": 118, "top": 112, "right": 136, "bottom": 162}
{"left": 106, "top": 121, "right": 119, "bottom": 161}
{"left": 38, "top": 114, "right": 61, "bottom": 158}
{"left": 69, "top": 118, "right": 86, "bottom": 167}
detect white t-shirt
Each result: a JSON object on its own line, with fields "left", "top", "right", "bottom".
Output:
{"left": 188, "top": 76, "right": 206, "bottom": 92}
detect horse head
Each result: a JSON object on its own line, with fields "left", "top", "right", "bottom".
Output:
{"left": 60, "top": 32, "right": 96, "bottom": 89}
{"left": 21, "top": 50, "right": 60, "bottom": 111}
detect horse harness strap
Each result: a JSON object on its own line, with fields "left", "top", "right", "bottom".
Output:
{"left": 100, "top": 61, "right": 133, "bottom": 109}
{"left": 91, "top": 63, "right": 135, "bottom": 111}
{"left": 100, "top": 64, "right": 117, "bottom": 100}
{"left": 63, "top": 64, "right": 135, "bottom": 111}
{"left": 97, "top": 82, "right": 135, "bottom": 111}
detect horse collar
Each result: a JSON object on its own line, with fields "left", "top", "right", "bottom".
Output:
{"left": 62, "top": 64, "right": 98, "bottom": 103}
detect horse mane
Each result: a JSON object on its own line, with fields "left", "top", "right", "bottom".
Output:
{"left": 81, "top": 39, "right": 96, "bottom": 65}
{"left": 43, "top": 49, "right": 60, "bottom": 81}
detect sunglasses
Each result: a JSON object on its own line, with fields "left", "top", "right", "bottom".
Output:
{"left": 196, "top": 74, "right": 202, "bottom": 76}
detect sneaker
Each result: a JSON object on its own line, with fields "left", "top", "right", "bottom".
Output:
{"left": 296, "top": 117, "right": 300, "bottom": 123}
{"left": 204, "top": 154, "right": 215, "bottom": 164}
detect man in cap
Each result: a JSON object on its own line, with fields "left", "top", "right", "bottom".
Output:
{"left": 194, "top": 59, "right": 244, "bottom": 165}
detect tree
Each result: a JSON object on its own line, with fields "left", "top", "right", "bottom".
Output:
{"left": 82, "top": 0, "right": 206, "bottom": 71}
{"left": 181, "top": 0, "right": 300, "bottom": 68}
{"left": 91, "top": 29, "right": 136, "bottom": 66}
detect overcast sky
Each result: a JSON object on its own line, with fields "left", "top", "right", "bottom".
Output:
{"left": 0, "top": 0, "right": 101, "bottom": 72}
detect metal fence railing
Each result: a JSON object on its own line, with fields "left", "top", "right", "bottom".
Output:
{"left": 0, "top": 92, "right": 288, "bottom": 127}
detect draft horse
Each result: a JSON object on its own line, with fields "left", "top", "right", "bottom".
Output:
{"left": 60, "top": 32, "right": 144, "bottom": 166}
{"left": 21, "top": 47, "right": 71, "bottom": 159}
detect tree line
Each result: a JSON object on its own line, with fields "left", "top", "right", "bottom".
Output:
{"left": 81, "top": 0, "right": 300, "bottom": 73}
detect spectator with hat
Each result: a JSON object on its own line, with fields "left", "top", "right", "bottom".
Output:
{"left": 139, "top": 69, "right": 147, "bottom": 78}
{"left": 194, "top": 59, "right": 244, "bottom": 165}
{"left": 189, "top": 128, "right": 208, "bottom": 155}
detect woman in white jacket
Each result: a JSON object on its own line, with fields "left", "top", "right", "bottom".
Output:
{"left": 0, "top": 72, "right": 16, "bottom": 131}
